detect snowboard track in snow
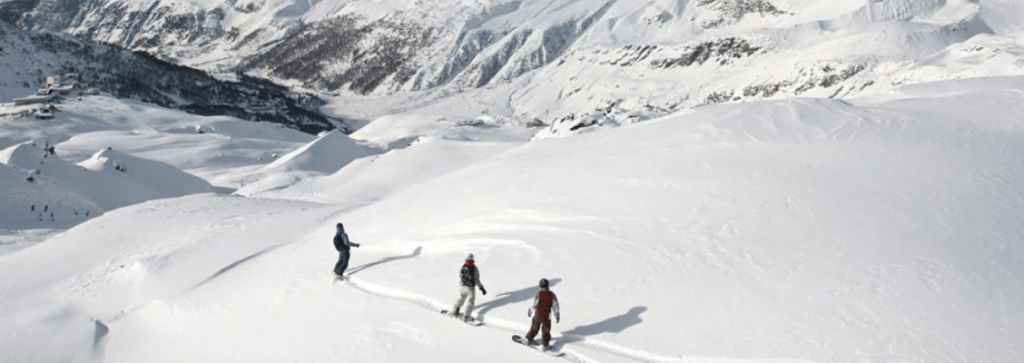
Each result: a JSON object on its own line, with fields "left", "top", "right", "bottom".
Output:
{"left": 341, "top": 275, "right": 818, "bottom": 363}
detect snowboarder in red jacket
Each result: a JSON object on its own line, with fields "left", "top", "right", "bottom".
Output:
{"left": 524, "top": 278, "right": 560, "bottom": 350}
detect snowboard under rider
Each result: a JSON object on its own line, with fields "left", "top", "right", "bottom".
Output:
{"left": 523, "top": 278, "right": 560, "bottom": 350}
{"left": 450, "top": 253, "right": 487, "bottom": 322}
{"left": 332, "top": 222, "right": 360, "bottom": 277}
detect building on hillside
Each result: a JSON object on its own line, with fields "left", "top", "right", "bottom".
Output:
{"left": 41, "top": 74, "right": 77, "bottom": 95}
{"left": 85, "top": 88, "right": 100, "bottom": 96}
{"left": 54, "top": 85, "right": 74, "bottom": 95}
{"left": 13, "top": 95, "right": 49, "bottom": 106}
{"left": 7, "top": 74, "right": 73, "bottom": 106}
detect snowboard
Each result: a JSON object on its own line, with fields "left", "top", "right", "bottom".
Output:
{"left": 512, "top": 335, "right": 563, "bottom": 357}
{"left": 440, "top": 310, "right": 483, "bottom": 326}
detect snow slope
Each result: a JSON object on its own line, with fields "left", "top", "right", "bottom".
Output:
{"left": 240, "top": 113, "right": 537, "bottom": 202}
{"left": 0, "top": 140, "right": 212, "bottom": 228}
{"left": 232, "top": 129, "right": 381, "bottom": 197}
{"left": 262, "top": 129, "right": 377, "bottom": 174}
{"left": 1, "top": 95, "right": 316, "bottom": 187}
{"left": 1, "top": 76, "right": 1023, "bottom": 362}
{"left": 0, "top": 152, "right": 100, "bottom": 230}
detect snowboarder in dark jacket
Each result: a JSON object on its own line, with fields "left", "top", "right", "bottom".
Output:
{"left": 449, "top": 253, "right": 486, "bottom": 322}
{"left": 524, "top": 278, "right": 560, "bottom": 350}
{"left": 333, "top": 223, "right": 360, "bottom": 278}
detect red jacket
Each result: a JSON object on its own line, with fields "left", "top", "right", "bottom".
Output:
{"left": 530, "top": 288, "right": 560, "bottom": 319}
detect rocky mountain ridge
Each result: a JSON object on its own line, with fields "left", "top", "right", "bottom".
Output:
{"left": 3, "top": 0, "right": 1024, "bottom": 135}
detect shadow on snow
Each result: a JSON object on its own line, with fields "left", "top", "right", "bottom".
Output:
{"left": 556, "top": 306, "right": 647, "bottom": 348}
{"left": 475, "top": 278, "right": 563, "bottom": 319}
{"left": 347, "top": 246, "right": 423, "bottom": 275}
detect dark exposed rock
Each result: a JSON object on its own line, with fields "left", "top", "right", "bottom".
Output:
{"left": 609, "top": 45, "right": 658, "bottom": 67}
{"left": 705, "top": 91, "right": 734, "bottom": 104}
{"left": 743, "top": 82, "right": 787, "bottom": 98}
{"left": 650, "top": 37, "right": 762, "bottom": 69}
{"left": 819, "top": 64, "right": 865, "bottom": 88}
{"left": 241, "top": 15, "right": 435, "bottom": 95}
{"left": 696, "top": 0, "right": 787, "bottom": 29}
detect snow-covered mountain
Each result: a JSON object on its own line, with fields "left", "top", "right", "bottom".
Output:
{"left": 5, "top": 0, "right": 1024, "bottom": 128}
{"left": 0, "top": 21, "right": 342, "bottom": 133}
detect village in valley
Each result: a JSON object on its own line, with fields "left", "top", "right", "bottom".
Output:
{"left": 0, "top": 74, "right": 99, "bottom": 119}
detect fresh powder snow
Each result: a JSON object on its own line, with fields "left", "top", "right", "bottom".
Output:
{"left": 1, "top": 76, "right": 1023, "bottom": 362}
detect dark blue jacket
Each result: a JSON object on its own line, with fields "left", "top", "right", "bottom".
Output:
{"left": 334, "top": 226, "right": 359, "bottom": 252}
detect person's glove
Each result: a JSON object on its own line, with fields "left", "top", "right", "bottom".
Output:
{"left": 480, "top": 287, "right": 487, "bottom": 295}
{"left": 354, "top": 243, "right": 360, "bottom": 248}
{"left": 555, "top": 313, "right": 560, "bottom": 323}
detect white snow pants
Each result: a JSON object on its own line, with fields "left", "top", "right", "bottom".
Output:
{"left": 452, "top": 285, "right": 476, "bottom": 317}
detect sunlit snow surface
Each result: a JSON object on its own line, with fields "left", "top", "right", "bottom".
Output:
{"left": 2, "top": 75, "right": 1023, "bottom": 362}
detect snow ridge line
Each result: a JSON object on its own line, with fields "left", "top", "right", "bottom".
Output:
{"left": 341, "top": 275, "right": 816, "bottom": 363}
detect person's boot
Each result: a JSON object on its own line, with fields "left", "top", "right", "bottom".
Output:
{"left": 449, "top": 307, "right": 460, "bottom": 317}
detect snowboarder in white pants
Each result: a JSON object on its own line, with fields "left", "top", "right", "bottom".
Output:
{"left": 450, "top": 253, "right": 487, "bottom": 322}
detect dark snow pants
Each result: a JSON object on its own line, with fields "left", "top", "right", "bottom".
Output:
{"left": 525, "top": 315, "right": 552, "bottom": 347}
{"left": 334, "top": 250, "right": 350, "bottom": 276}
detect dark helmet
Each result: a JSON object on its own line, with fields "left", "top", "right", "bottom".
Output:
{"left": 539, "top": 278, "right": 549, "bottom": 288}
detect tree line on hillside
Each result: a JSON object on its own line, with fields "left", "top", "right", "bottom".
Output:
{"left": 241, "top": 15, "right": 435, "bottom": 95}
{"left": 15, "top": 28, "right": 346, "bottom": 134}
